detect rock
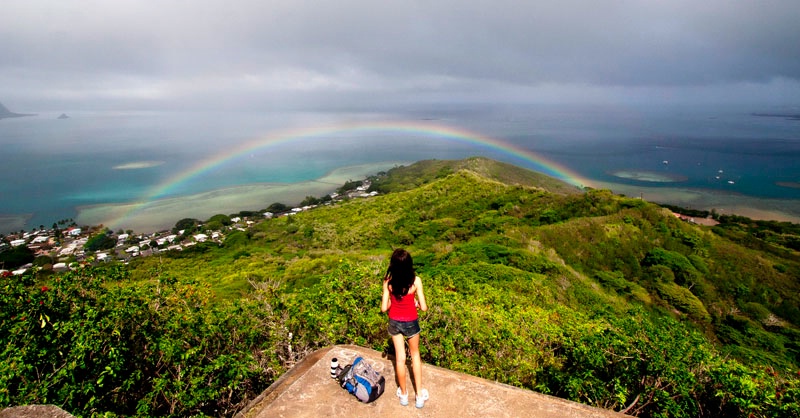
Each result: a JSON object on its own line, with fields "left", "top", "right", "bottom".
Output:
{"left": 0, "top": 405, "right": 74, "bottom": 418}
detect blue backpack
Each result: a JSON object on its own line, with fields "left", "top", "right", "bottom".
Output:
{"left": 336, "top": 356, "right": 386, "bottom": 403}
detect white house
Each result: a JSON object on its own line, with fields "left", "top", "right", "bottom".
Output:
{"left": 67, "top": 228, "right": 82, "bottom": 236}
{"left": 58, "top": 245, "right": 76, "bottom": 256}
{"left": 31, "top": 236, "right": 49, "bottom": 244}
{"left": 193, "top": 234, "right": 208, "bottom": 242}
{"left": 10, "top": 239, "right": 26, "bottom": 247}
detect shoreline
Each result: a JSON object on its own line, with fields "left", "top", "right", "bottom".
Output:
{"left": 74, "top": 161, "right": 408, "bottom": 233}
{"left": 590, "top": 179, "right": 800, "bottom": 224}
{"left": 4, "top": 161, "right": 800, "bottom": 235}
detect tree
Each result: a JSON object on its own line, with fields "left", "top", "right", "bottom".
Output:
{"left": 207, "top": 214, "right": 232, "bottom": 226}
{"left": 205, "top": 220, "right": 223, "bottom": 231}
{"left": 337, "top": 179, "right": 363, "bottom": 194}
{"left": 266, "top": 202, "right": 288, "bottom": 213}
{"left": 84, "top": 233, "right": 116, "bottom": 252}
{"left": 173, "top": 218, "right": 199, "bottom": 234}
{"left": 0, "top": 245, "right": 35, "bottom": 268}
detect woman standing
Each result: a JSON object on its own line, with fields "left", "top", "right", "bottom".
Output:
{"left": 381, "top": 248, "right": 429, "bottom": 408}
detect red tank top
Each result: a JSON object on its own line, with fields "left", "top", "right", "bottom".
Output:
{"left": 388, "top": 287, "right": 418, "bottom": 321}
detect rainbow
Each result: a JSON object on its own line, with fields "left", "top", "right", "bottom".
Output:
{"left": 107, "top": 121, "right": 591, "bottom": 228}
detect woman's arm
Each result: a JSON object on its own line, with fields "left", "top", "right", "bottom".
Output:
{"left": 414, "top": 276, "right": 428, "bottom": 312}
{"left": 381, "top": 278, "right": 391, "bottom": 313}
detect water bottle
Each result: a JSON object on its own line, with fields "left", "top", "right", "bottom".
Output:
{"left": 330, "top": 358, "right": 339, "bottom": 379}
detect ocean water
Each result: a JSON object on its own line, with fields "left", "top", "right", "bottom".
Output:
{"left": 1, "top": 104, "right": 799, "bottom": 233}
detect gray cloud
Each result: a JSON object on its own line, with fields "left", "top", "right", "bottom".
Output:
{"left": 2, "top": 0, "right": 799, "bottom": 110}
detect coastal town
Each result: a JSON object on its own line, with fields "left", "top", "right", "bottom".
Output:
{"left": 0, "top": 180, "right": 379, "bottom": 276}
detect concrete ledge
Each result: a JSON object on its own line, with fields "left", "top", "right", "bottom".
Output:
{"left": 0, "top": 405, "right": 74, "bottom": 418}
{"left": 238, "top": 345, "right": 628, "bottom": 418}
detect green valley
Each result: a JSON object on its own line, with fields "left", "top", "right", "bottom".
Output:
{"left": 2, "top": 157, "right": 799, "bottom": 417}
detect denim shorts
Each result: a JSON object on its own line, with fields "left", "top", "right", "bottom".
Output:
{"left": 387, "top": 319, "right": 421, "bottom": 337}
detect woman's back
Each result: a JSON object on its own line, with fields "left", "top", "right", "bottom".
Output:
{"left": 388, "top": 283, "right": 418, "bottom": 321}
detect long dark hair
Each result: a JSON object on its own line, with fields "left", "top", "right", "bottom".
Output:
{"left": 386, "top": 248, "right": 415, "bottom": 300}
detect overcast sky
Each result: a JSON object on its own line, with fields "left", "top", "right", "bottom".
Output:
{"left": 2, "top": 0, "right": 799, "bottom": 111}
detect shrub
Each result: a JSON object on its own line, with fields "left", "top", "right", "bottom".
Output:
{"left": 655, "top": 281, "right": 712, "bottom": 322}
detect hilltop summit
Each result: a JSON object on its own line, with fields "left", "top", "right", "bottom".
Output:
{"left": 238, "top": 345, "right": 627, "bottom": 418}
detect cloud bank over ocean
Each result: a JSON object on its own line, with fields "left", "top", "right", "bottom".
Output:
{"left": 2, "top": 1, "right": 798, "bottom": 111}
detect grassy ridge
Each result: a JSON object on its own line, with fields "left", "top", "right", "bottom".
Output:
{"left": 3, "top": 157, "right": 799, "bottom": 417}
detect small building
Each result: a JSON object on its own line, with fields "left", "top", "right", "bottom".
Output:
{"left": 58, "top": 244, "right": 79, "bottom": 256}
{"left": 193, "top": 234, "right": 208, "bottom": 242}
{"left": 31, "top": 236, "right": 49, "bottom": 244}
{"left": 53, "top": 262, "right": 69, "bottom": 272}
{"left": 67, "top": 228, "right": 82, "bottom": 236}
{"left": 10, "top": 239, "right": 26, "bottom": 247}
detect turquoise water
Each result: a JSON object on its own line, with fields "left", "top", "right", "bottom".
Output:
{"left": 1, "top": 105, "right": 799, "bottom": 233}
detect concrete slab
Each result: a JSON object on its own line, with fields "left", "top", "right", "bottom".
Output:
{"left": 237, "top": 345, "right": 628, "bottom": 418}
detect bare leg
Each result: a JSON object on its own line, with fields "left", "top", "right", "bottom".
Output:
{"left": 407, "top": 333, "right": 422, "bottom": 394}
{"left": 391, "top": 333, "right": 407, "bottom": 395}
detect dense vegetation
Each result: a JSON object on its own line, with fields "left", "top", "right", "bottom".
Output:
{"left": 2, "top": 157, "right": 799, "bottom": 417}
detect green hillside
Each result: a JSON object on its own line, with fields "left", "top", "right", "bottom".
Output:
{"left": 2, "top": 157, "right": 799, "bottom": 417}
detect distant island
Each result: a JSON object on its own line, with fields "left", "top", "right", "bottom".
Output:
{"left": 0, "top": 101, "right": 36, "bottom": 119}
{"left": 752, "top": 112, "right": 800, "bottom": 121}
{"left": 58, "top": 113, "right": 70, "bottom": 119}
